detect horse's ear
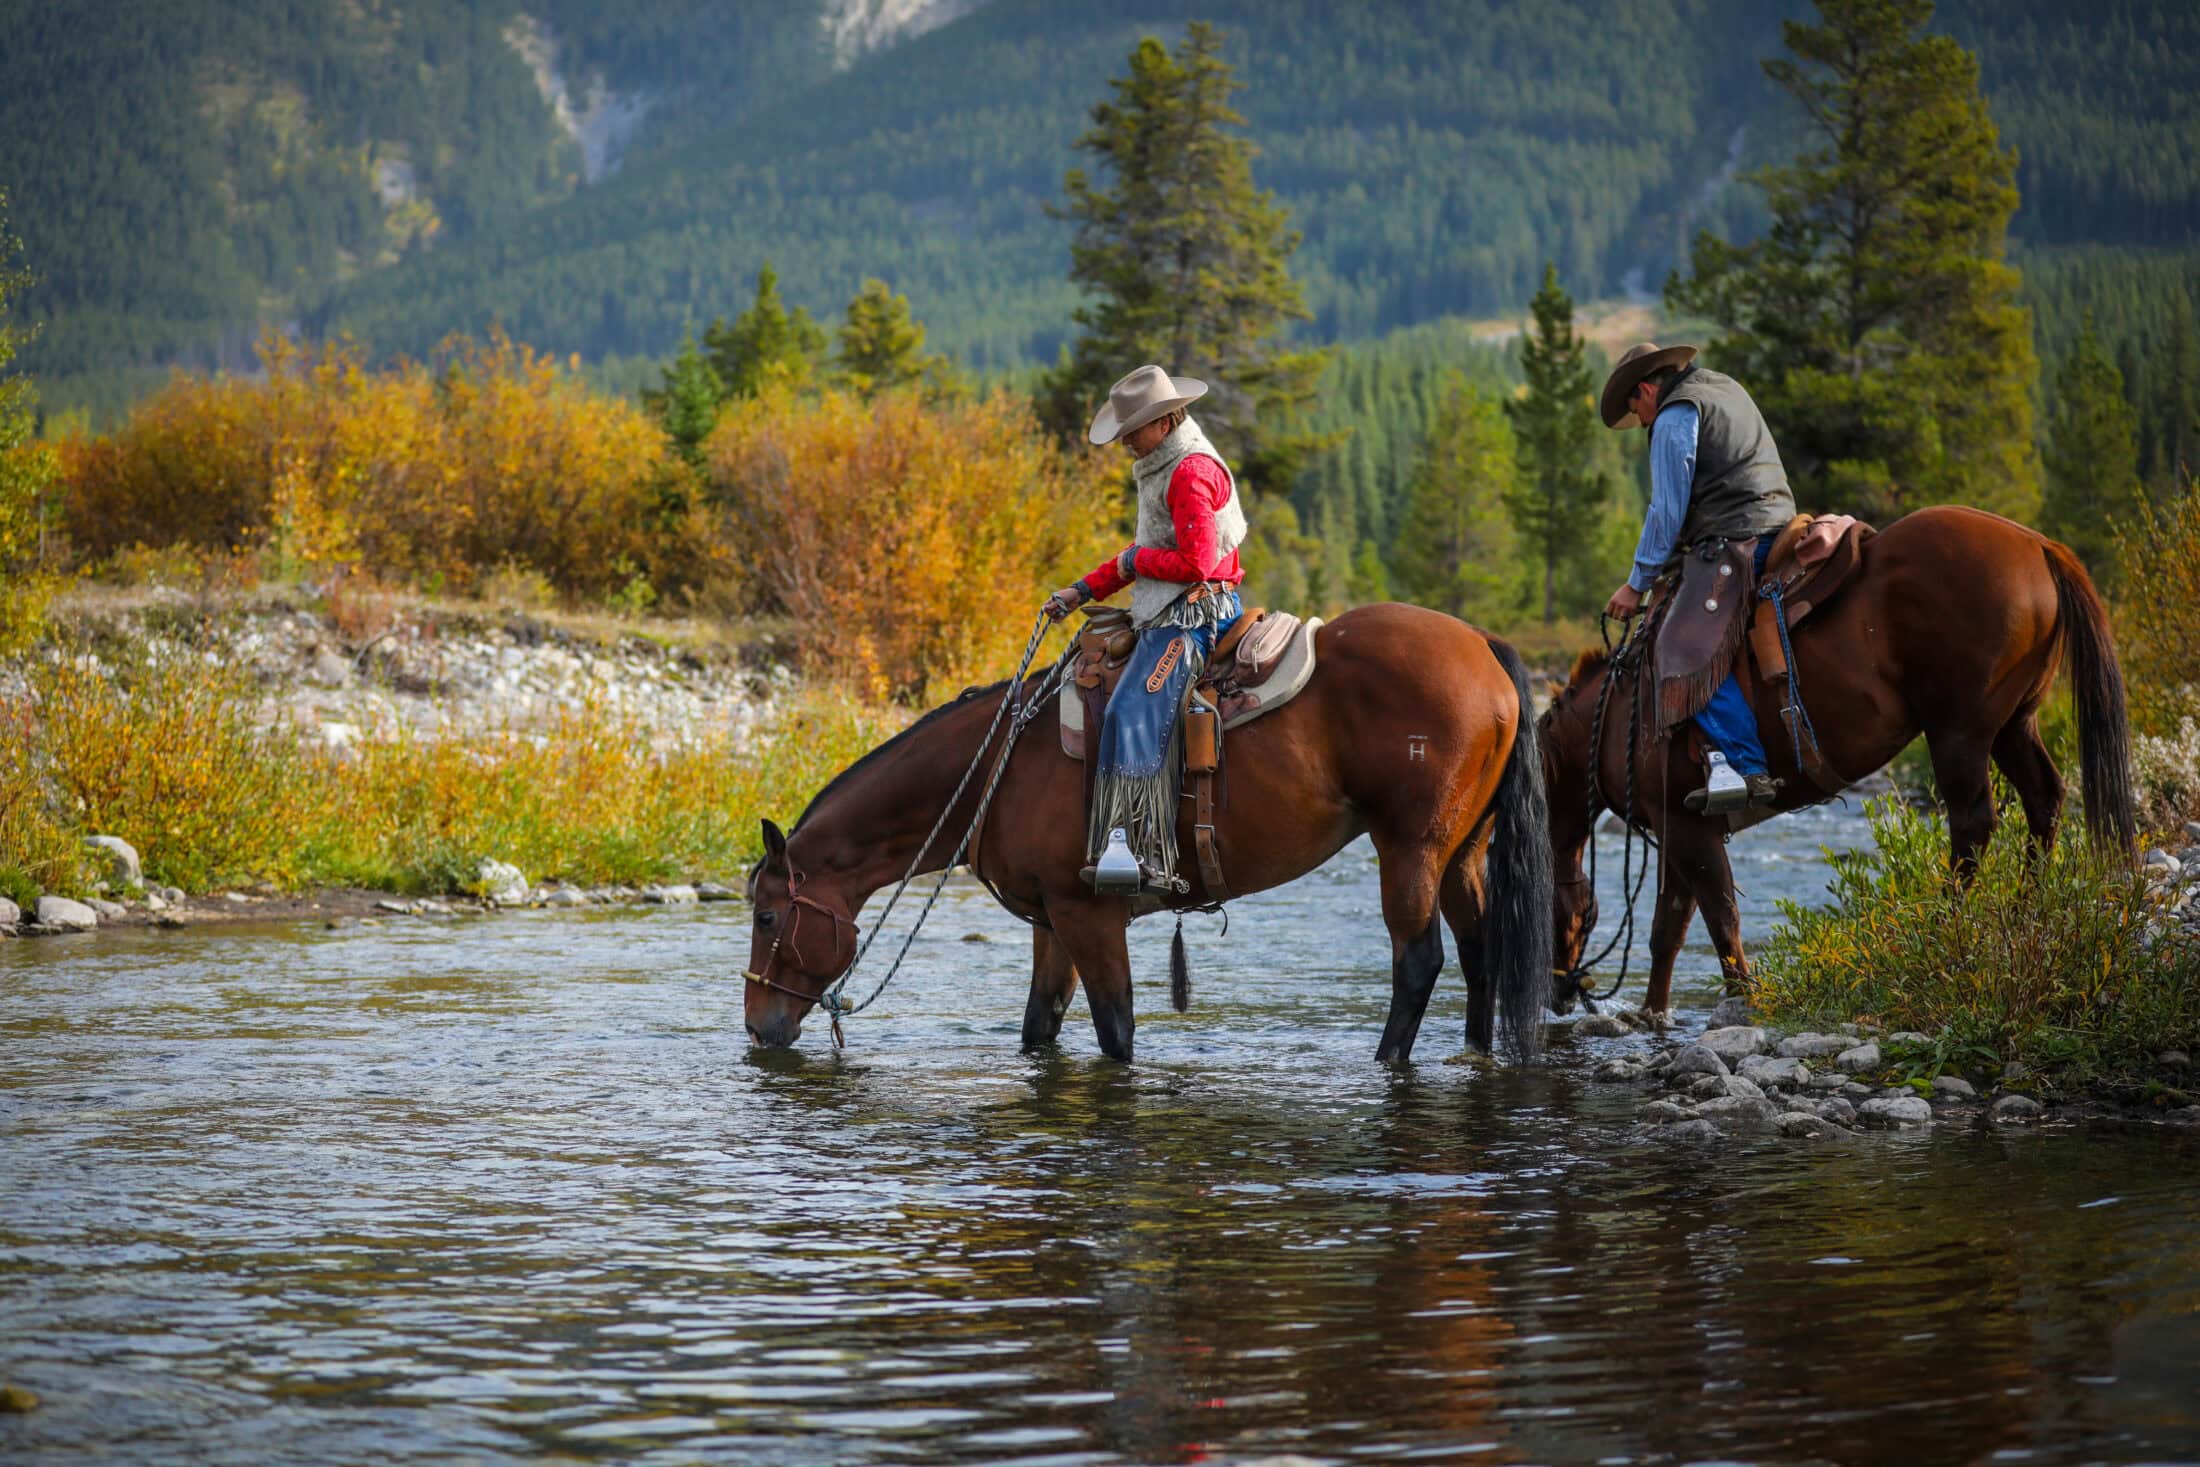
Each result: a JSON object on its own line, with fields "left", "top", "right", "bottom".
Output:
{"left": 760, "top": 818, "right": 789, "bottom": 868}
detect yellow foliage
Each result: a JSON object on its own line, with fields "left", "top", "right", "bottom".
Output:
{"left": 702, "top": 385, "right": 1120, "bottom": 698}
{"left": 2112, "top": 485, "right": 2200, "bottom": 739}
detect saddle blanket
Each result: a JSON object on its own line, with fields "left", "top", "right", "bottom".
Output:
{"left": 1059, "top": 614, "right": 1323, "bottom": 761}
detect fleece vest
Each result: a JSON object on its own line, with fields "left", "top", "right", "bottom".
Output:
{"left": 1128, "top": 415, "right": 1248, "bottom": 628}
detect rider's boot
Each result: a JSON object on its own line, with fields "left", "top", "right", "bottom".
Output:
{"left": 1685, "top": 750, "right": 1751, "bottom": 813}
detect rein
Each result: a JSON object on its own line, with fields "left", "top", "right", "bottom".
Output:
{"left": 1551, "top": 609, "right": 1659, "bottom": 1007}
{"left": 742, "top": 612, "right": 1071, "bottom": 1047}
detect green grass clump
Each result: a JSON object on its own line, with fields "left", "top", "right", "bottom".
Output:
{"left": 1753, "top": 796, "right": 2199, "bottom": 1097}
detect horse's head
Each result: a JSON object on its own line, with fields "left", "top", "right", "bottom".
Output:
{"left": 742, "top": 818, "right": 861, "bottom": 1048}
{"left": 1540, "top": 649, "right": 1607, "bottom": 1014}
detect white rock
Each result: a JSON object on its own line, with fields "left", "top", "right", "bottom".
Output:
{"left": 641, "top": 884, "right": 699, "bottom": 905}
{"left": 696, "top": 882, "right": 740, "bottom": 902}
{"left": 1931, "top": 1075, "right": 1978, "bottom": 1100}
{"left": 1779, "top": 1113, "right": 1836, "bottom": 1138}
{"left": 1738, "top": 1054, "right": 1810, "bottom": 1088}
{"left": 86, "top": 898, "right": 127, "bottom": 921}
{"left": 1779, "top": 1033, "right": 1851, "bottom": 1059}
{"left": 35, "top": 896, "right": 98, "bottom": 931}
{"left": 2185, "top": 821, "right": 2200, "bottom": 843}
{"left": 1806, "top": 1070, "right": 1849, "bottom": 1092}
{"left": 1698, "top": 1025, "right": 1772, "bottom": 1062}
{"left": 1887, "top": 1030, "right": 1932, "bottom": 1046}
{"left": 476, "top": 860, "right": 528, "bottom": 904}
{"left": 374, "top": 899, "right": 415, "bottom": 915}
{"left": 83, "top": 835, "right": 142, "bottom": 886}
{"left": 538, "top": 887, "right": 590, "bottom": 908}
{"left": 145, "top": 891, "right": 169, "bottom": 912}
{"left": 0, "top": 896, "right": 17, "bottom": 928}
{"left": 1572, "top": 1013, "right": 1629, "bottom": 1038}
{"left": 1693, "top": 1095, "right": 1782, "bottom": 1131}
{"left": 1594, "top": 1059, "right": 1646, "bottom": 1083}
{"left": 1991, "top": 1094, "right": 2043, "bottom": 1122}
{"left": 2145, "top": 849, "right": 2182, "bottom": 873}
{"left": 1858, "top": 1094, "right": 1933, "bottom": 1127}
{"left": 1664, "top": 1043, "right": 1731, "bottom": 1081}
{"left": 1835, "top": 1041, "right": 1883, "bottom": 1073}
{"left": 1707, "top": 995, "right": 1755, "bottom": 1028}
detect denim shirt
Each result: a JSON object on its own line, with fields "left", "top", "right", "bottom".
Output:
{"left": 1627, "top": 402, "right": 1699, "bottom": 594}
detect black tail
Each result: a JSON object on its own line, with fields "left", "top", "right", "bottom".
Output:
{"left": 2045, "top": 541, "right": 2138, "bottom": 858}
{"left": 1479, "top": 637, "right": 1555, "bottom": 1062}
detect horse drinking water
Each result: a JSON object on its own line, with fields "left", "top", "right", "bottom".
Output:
{"left": 742, "top": 603, "right": 1553, "bottom": 1063}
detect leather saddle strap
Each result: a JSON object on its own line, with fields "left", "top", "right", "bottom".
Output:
{"left": 1193, "top": 768, "right": 1231, "bottom": 903}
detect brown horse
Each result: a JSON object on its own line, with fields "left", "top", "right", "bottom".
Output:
{"left": 1540, "top": 505, "right": 2136, "bottom": 1022}
{"left": 743, "top": 603, "right": 1553, "bottom": 1063}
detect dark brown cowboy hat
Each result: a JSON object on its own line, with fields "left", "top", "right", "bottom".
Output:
{"left": 1599, "top": 341, "right": 1699, "bottom": 428}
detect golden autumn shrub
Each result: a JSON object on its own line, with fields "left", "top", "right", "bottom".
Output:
{"left": 702, "top": 385, "right": 1121, "bottom": 698}
{"left": 59, "top": 333, "right": 673, "bottom": 599}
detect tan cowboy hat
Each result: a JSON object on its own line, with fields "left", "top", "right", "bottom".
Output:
{"left": 1088, "top": 364, "right": 1208, "bottom": 446}
{"left": 1599, "top": 341, "right": 1699, "bottom": 428}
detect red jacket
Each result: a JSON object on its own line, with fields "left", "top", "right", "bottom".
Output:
{"left": 1079, "top": 453, "right": 1244, "bottom": 601}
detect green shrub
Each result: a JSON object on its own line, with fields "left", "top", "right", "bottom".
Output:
{"left": 1753, "top": 796, "right": 2199, "bottom": 1095}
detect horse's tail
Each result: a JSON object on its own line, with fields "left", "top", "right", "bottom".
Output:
{"left": 2044, "top": 538, "right": 2138, "bottom": 858}
{"left": 1480, "top": 636, "right": 1555, "bottom": 1062}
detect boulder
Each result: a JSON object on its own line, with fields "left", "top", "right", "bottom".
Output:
{"left": 1693, "top": 1095, "right": 1783, "bottom": 1132}
{"left": 1688, "top": 1073, "right": 1766, "bottom": 1102}
{"left": 1779, "top": 1112, "right": 1838, "bottom": 1139}
{"left": 1651, "top": 1119, "right": 1723, "bottom": 1144}
{"left": 35, "top": 895, "right": 98, "bottom": 932}
{"left": 2145, "top": 849, "right": 2182, "bottom": 873}
{"left": 1594, "top": 1059, "right": 1647, "bottom": 1083}
{"left": 1698, "top": 1025, "right": 1773, "bottom": 1062}
{"left": 1572, "top": 1013, "right": 1630, "bottom": 1039}
{"left": 1737, "top": 1054, "right": 1810, "bottom": 1089}
{"left": 1779, "top": 1033, "right": 1852, "bottom": 1059}
{"left": 1990, "top": 1094, "right": 2044, "bottom": 1122}
{"left": 1858, "top": 1094, "right": 1933, "bottom": 1127}
{"left": 1663, "top": 1042, "right": 1731, "bottom": 1081}
{"left": 641, "top": 884, "right": 699, "bottom": 905}
{"left": 538, "top": 887, "right": 590, "bottom": 908}
{"left": 86, "top": 897, "right": 127, "bottom": 921}
{"left": 1931, "top": 1075, "right": 1978, "bottom": 1100}
{"left": 1636, "top": 1099, "right": 1695, "bottom": 1124}
{"left": 1835, "top": 1041, "right": 1882, "bottom": 1073}
{"left": 83, "top": 835, "right": 142, "bottom": 886}
{"left": 696, "top": 882, "right": 740, "bottom": 902}
{"left": 1806, "top": 1070, "right": 1849, "bottom": 1092}
{"left": 1707, "top": 995, "right": 1755, "bottom": 1028}
{"left": 476, "top": 859, "right": 528, "bottom": 904}
{"left": 1788, "top": 1096, "right": 1858, "bottom": 1126}
{"left": 0, "top": 896, "right": 18, "bottom": 930}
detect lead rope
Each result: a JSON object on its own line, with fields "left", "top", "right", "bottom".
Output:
{"left": 811, "top": 613, "right": 1069, "bottom": 1045}
{"left": 1562, "top": 610, "right": 1658, "bottom": 1006}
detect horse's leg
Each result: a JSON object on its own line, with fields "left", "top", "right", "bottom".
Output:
{"left": 1020, "top": 925, "right": 1080, "bottom": 1051}
{"left": 1637, "top": 864, "right": 1699, "bottom": 1027}
{"left": 1045, "top": 899, "right": 1137, "bottom": 1061}
{"left": 1372, "top": 840, "right": 1448, "bottom": 1064}
{"left": 1439, "top": 841, "right": 1492, "bottom": 1055}
{"left": 1668, "top": 824, "right": 1751, "bottom": 997}
{"left": 1926, "top": 729, "right": 1999, "bottom": 880}
{"left": 1991, "top": 712, "right": 2064, "bottom": 855}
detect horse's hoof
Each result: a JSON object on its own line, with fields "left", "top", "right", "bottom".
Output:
{"left": 1441, "top": 1049, "right": 1498, "bottom": 1069}
{"left": 1631, "top": 1007, "right": 1674, "bottom": 1029}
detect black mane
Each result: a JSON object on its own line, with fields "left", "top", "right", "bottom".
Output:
{"left": 794, "top": 677, "right": 1012, "bottom": 829}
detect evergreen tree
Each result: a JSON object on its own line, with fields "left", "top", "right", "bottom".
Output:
{"left": 0, "top": 192, "right": 58, "bottom": 654}
{"left": 1503, "top": 263, "right": 1608, "bottom": 624}
{"left": 2040, "top": 319, "right": 2142, "bottom": 582}
{"left": 1390, "top": 380, "right": 1519, "bottom": 624}
{"left": 2143, "top": 299, "right": 2200, "bottom": 491}
{"left": 642, "top": 327, "right": 725, "bottom": 463}
{"left": 703, "top": 263, "right": 827, "bottom": 399}
{"left": 835, "top": 278, "right": 942, "bottom": 399}
{"left": 1039, "top": 22, "right": 1334, "bottom": 492}
{"left": 1668, "top": 0, "right": 2039, "bottom": 524}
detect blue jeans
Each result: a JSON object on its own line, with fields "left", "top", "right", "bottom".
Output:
{"left": 1693, "top": 538, "right": 1772, "bottom": 777}
{"left": 1096, "top": 594, "right": 1242, "bottom": 781}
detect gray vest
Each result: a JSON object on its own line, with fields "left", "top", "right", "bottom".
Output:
{"left": 1128, "top": 415, "right": 1248, "bottom": 628}
{"left": 1657, "top": 366, "right": 1796, "bottom": 548}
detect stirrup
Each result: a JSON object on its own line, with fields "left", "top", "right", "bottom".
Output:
{"left": 1685, "top": 751, "right": 1752, "bottom": 814}
{"left": 1088, "top": 827, "right": 1145, "bottom": 892}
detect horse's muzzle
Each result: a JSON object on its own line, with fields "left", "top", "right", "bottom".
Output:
{"left": 746, "top": 1015, "right": 803, "bottom": 1048}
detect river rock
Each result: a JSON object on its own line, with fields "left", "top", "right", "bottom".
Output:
{"left": 2158, "top": 1051, "right": 2191, "bottom": 1070}
{"left": 1699, "top": 1025, "right": 1773, "bottom": 1062}
{"left": 1694, "top": 1095, "right": 1783, "bottom": 1132}
{"left": 34, "top": 895, "right": 98, "bottom": 931}
{"left": 0, "top": 896, "right": 18, "bottom": 930}
{"left": 1887, "top": 1030, "right": 1932, "bottom": 1046}
{"left": 1931, "top": 1075, "right": 1978, "bottom": 1100}
{"left": 87, "top": 897, "right": 127, "bottom": 921}
{"left": 160, "top": 886, "right": 184, "bottom": 905}
{"left": 1779, "top": 1112, "right": 1839, "bottom": 1139}
{"left": 696, "top": 882, "right": 739, "bottom": 902}
{"left": 1787, "top": 1096, "right": 1858, "bottom": 1125}
{"left": 374, "top": 899, "right": 414, "bottom": 915}
{"left": 641, "top": 884, "right": 699, "bottom": 905}
{"left": 1991, "top": 1094, "right": 2044, "bottom": 1122}
{"left": 1689, "top": 1073, "right": 1767, "bottom": 1102}
{"left": 476, "top": 859, "right": 528, "bottom": 904}
{"left": 1777, "top": 1032, "right": 1849, "bottom": 1059}
{"left": 144, "top": 890, "right": 169, "bottom": 912}
{"left": 1840, "top": 1081, "right": 1877, "bottom": 1102}
{"left": 2002, "top": 1061, "right": 2032, "bottom": 1085}
{"left": 1653, "top": 1119, "right": 1724, "bottom": 1144}
{"left": 1806, "top": 1070, "right": 1849, "bottom": 1091}
{"left": 1637, "top": 1099, "right": 1694, "bottom": 1124}
{"left": 538, "top": 887, "right": 590, "bottom": 907}
{"left": 1572, "top": 1013, "right": 1630, "bottom": 1039}
{"left": 0, "top": 1382, "right": 38, "bottom": 1412}
{"left": 1642, "top": 1049, "right": 1675, "bottom": 1073}
{"left": 2144, "top": 849, "right": 2181, "bottom": 873}
{"left": 1737, "top": 1054, "right": 1810, "bottom": 1089}
{"left": 1858, "top": 1094, "right": 1933, "bottom": 1127}
{"left": 1835, "top": 1041, "right": 1882, "bottom": 1073}
{"left": 83, "top": 834, "right": 142, "bottom": 886}
{"left": 1595, "top": 1059, "right": 1647, "bottom": 1083}
{"left": 1707, "top": 995, "right": 1755, "bottom": 1028}
{"left": 1664, "top": 1042, "right": 1731, "bottom": 1081}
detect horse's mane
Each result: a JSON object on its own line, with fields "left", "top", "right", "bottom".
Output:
{"left": 1561, "top": 646, "right": 1609, "bottom": 697}
{"left": 794, "top": 677, "right": 1011, "bottom": 829}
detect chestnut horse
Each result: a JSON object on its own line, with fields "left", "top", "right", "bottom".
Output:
{"left": 743, "top": 603, "right": 1552, "bottom": 1063}
{"left": 1540, "top": 505, "right": 2136, "bottom": 1022}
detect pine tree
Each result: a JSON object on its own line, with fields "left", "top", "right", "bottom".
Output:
{"left": 0, "top": 191, "right": 57, "bottom": 654}
{"left": 1503, "top": 263, "right": 1608, "bottom": 624}
{"left": 1038, "top": 22, "right": 1334, "bottom": 493}
{"left": 1668, "top": 0, "right": 2039, "bottom": 525}
{"left": 642, "top": 327, "right": 725, "bottom": 463}
{"left": 834, "top": 278, "right": 944, "bottom": 399}
{"left": 1390, "top": 380, "right": 1520, "bottom": 624}
{"left": 703, "top": 263, "right": 827, "bottom": 399}
{"left": 2040, "top": 320, "right": 2143, "bottom": 582}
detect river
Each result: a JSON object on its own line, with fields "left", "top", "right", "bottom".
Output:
{"left": 4, "top": 804, "right": 2197, "bottom": 1464}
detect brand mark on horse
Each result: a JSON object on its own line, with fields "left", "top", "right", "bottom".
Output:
{"left": 1407, "top": 735, "right": 1429, "bottom": 762}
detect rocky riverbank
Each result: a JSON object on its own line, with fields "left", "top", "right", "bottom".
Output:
{"left": 1566, "top": 995, "right": 2200, "bottom": 1137}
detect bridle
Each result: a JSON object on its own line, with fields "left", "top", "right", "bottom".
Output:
{"left": 743, "top": 867, "right": 861, "bottom": 1039}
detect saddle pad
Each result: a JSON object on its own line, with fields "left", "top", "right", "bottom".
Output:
{"left": 1059, "top": 616, "right": 1323, "bottom": 759}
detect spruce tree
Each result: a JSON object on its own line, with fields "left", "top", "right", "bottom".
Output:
{"left": 2040, "top": 320, "right": 2143, "bottom": 583}
{"left": 703, "top": 263, "right": 827, "bottom": 399}
{"left": 0, "top": 192, "right": 57, "bottom": 654}
{"left": 1039, "top": 22, "right": 1333, "bottom": 492}
{"left": 1504, "top": 263, "right": 1608, "bottom": 624}
{"left": 835, "top": 278, "right": 944, "bottom": 399}
{"left": 1390, "top": 380, "right": 1519, "bottom": 625}
{"left": 1668, "top": 0, "right": 2038, "bottom": 524}
{"left": 642, "top": 328, "right": 726, "bottom": 464}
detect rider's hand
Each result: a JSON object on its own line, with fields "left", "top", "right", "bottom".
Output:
{"left": 1044, "top": 582, "right": 1090, "bottom": 622}
{"left": 1116, "top": 546, "right": 1137, "bottom": 580}
{"left": 1604, "top": 582, "right": 1644, "bottom": 621}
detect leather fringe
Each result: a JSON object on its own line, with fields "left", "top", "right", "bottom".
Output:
{"left": 1655, "top": 601, "right": 1749, "bottom": 733}
{"left": 1170, "top": 915, "right": 1190, "bottom": 1012}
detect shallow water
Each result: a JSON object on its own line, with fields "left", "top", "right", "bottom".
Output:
{"left": 4, "top": 805, "right": 2198, "bottom": 1464}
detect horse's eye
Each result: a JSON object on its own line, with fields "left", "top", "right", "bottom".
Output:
{"left": 756, "top": 908, "right": 776, "bottom": 929}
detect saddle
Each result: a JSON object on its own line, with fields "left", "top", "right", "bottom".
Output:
{"left": 1058, "top": 603, "right": 1323, "bottom": 901}
{"left": 1747, "top": 512, "right": 1873, "bottom": 795}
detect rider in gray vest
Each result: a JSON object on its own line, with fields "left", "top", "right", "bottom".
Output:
{"left": 1599, "top": 343, "right": 1797, "bottom": 812}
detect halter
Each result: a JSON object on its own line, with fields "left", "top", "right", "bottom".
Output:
{"left": 743, "top": 868, "right": 862, "bottom": 1045}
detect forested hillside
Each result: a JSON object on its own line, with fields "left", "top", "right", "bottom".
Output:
{"left": 7, "top": 0, "right": 2196, "bottom": 417}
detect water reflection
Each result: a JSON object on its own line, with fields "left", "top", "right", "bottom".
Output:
{"left": 3, "top": 813, "right": 2197, "bottom": 1463}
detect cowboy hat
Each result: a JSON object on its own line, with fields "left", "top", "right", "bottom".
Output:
{"left": 1088, "top": 364, "right": 1208, "bottom": 446}
{"left": 1599, "top": 341, "right": 1699, "bottom": 428}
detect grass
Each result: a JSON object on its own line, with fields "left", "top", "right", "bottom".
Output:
{"left": 1751, "top": 795, "right": 2199, "bottom": 1099}
{"left": 0, "top": 640, "right": 904, "bottom": 902}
